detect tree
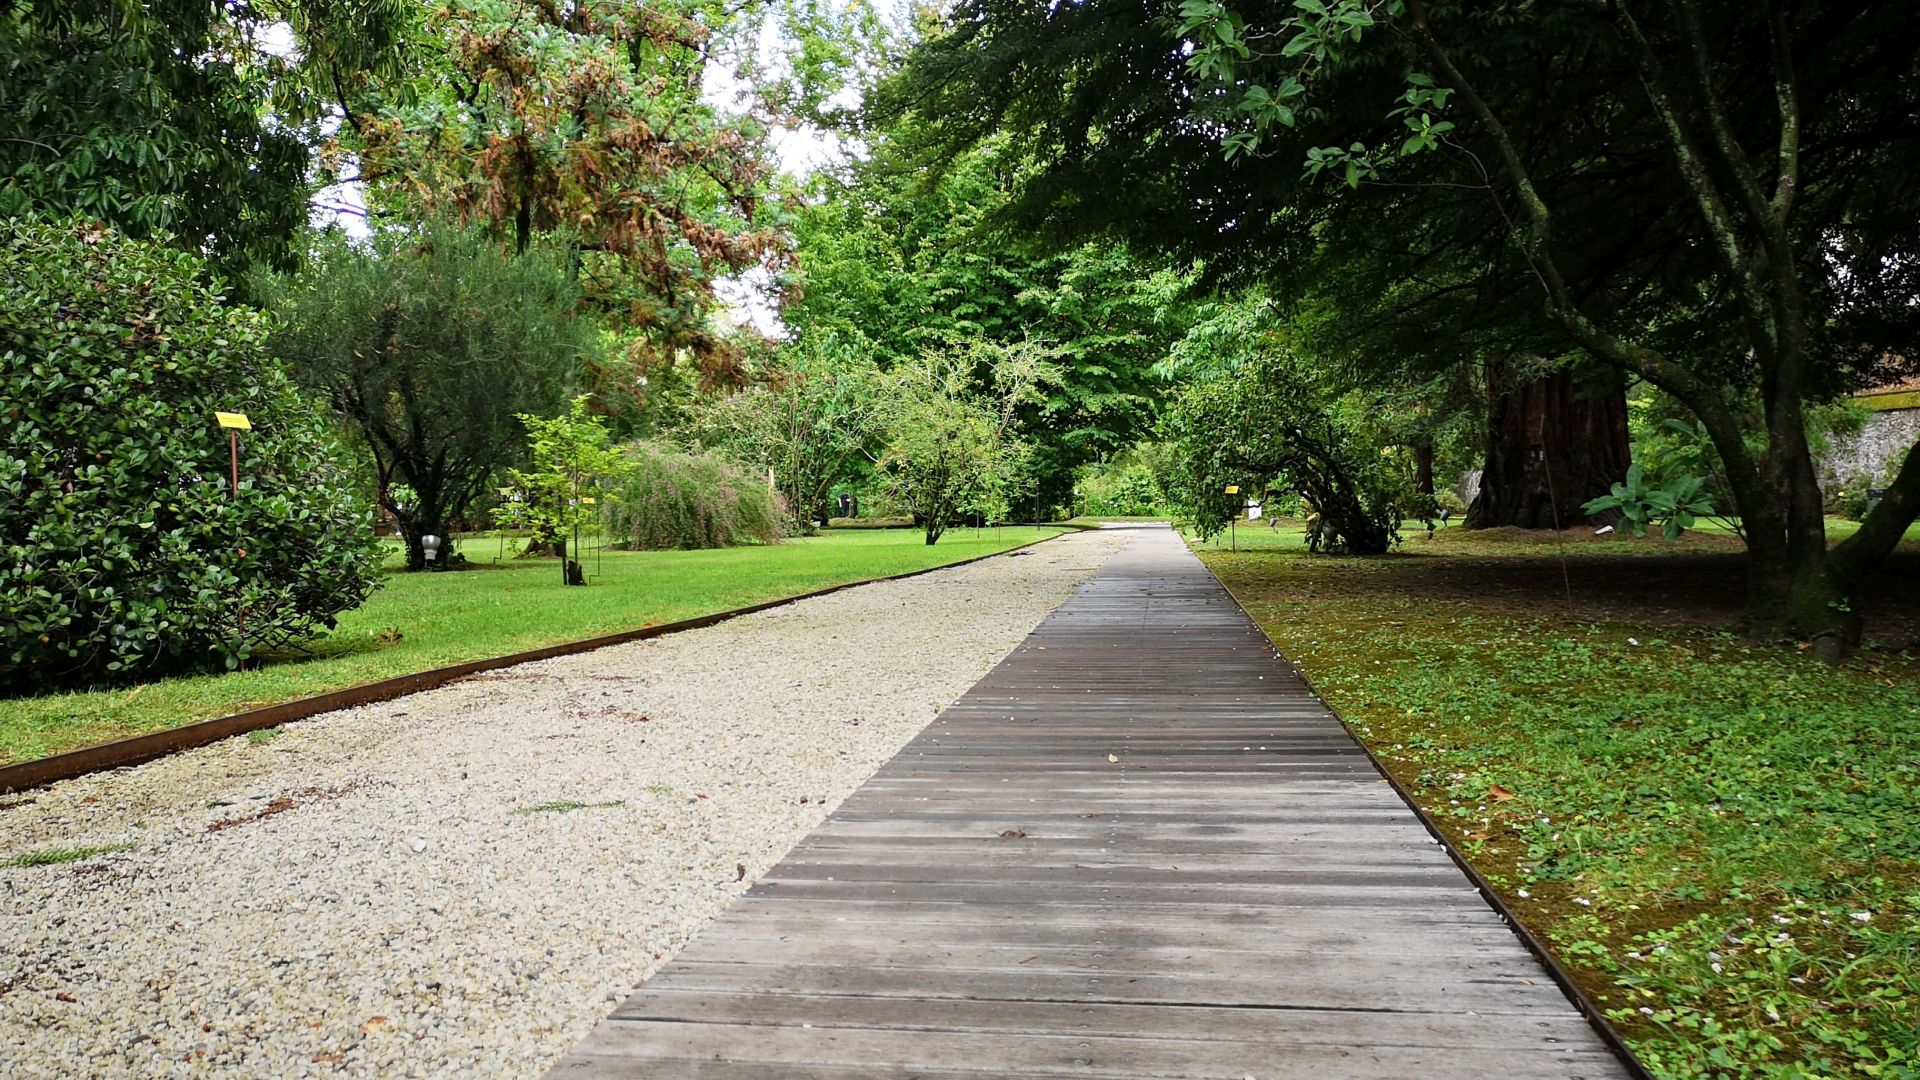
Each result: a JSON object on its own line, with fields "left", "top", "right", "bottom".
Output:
{"left": 785, "top": 135, "right": 1193, "bottom": 510}
{"left": 496, "top": 397, "right": 634, "bottom": 584}
{"left": 0, "top": 0, "right": 404, "bottom": 285}
{"left": 342, "top": 0, "right": 800, "bottom": 383}
{"left": 2, "top": 219, "right": 381, "bottom": 688}
{"left": 873, "top": 339, "right": 1057, "bottom": 545}
{"left": 262, "top": 222, "right": 597, "bottom": 570}
{"left": 1467, "top": 362, "right": 1631, "bottom": 530}
{"left": 685, "top": 334, "right": 878, "bottom": 535}
{"left": 1162, "top": 349, "right": 1422, "bottom": 554}
{"left": 898, "top": 0, "right": 1920, "bottom": 651}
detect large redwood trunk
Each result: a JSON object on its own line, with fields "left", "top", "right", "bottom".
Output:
{"left": 1466, "top": 363, "right": 1630, "bottom": 529}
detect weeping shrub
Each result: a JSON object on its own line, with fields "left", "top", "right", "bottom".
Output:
{"left": 605, "top": 442, "right": 783, "bottom": 550}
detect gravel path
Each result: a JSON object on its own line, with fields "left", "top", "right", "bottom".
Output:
{"left": 0, "top": 529, "right": 1129, "bottom": 1079}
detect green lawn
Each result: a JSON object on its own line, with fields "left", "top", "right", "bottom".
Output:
{"left": 1, "top": 526, "right": 1064, "bottom": 766}
{"left": 1197, "top": 529, "right": 1919, "bottom": 1080}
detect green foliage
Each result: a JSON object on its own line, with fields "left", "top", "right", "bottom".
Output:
{"left": 1076, "top": 447, "right": 1172, "bottom": 518}
{"left": 785, "top": 136, "right": 1191, "bottom": 508}
{"left": 901, "top": 0, "right": 1920, "bottom": 636}
{"left": 345, "top": 0, "right": 822, "bottom": 379}
{"left": 262, "top": 222, "right": 595, "bottom": 570}
{"left": 1, "top": 219, "right": 380, "bottom": 689}
{"left": 1585, "top": 465, "right": 1718, "bottom": 542}
{"left": 873, "top": 339, "right": 1058, "bottom": 544}
{"left": 605, "top": 441, "right": 782, "bottom": 551}
{"left": 496, "top": 397, "right": 635, "bottom": 576}
{"left": 685, "top": 336, "right": 878, "bottom": 535}
{"left": 0, "top": 0, "right": 403, "bottom": 285}
{"left": 1, "top": 843, "right": 133, "bottom": 868}
{"left": 1206, "top": 540, "right": 1920, "bottom": 1080}
{"left": 1162, "top": 352, "right": 1418, "bottom": 554}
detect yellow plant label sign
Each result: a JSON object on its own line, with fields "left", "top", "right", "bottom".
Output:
{"left": 1223, "top": 484, "right": 1239, "bottom": 494}
{"left": 215, "top": 411, "right": 252, "bottom": 430}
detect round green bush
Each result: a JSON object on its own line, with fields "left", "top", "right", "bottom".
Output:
{"left": 0, "top": 219, "right": 381, "bottom": 690}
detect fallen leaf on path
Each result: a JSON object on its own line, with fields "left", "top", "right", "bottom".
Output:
{"left": 1107, "top": 754, "right": 1119, "bottom": 764}
{"left": 360, "top": 1016, "right": 390, "bottom": 1034}
{"left": 1081, "top": 812, "right": 1104, "bottom": 819}
{"left": 999, "top": 829, "right": 1027, "bottom": 840}
{"left": 54, "top": 992, "right": 75, "bottom": 1003}
{"left": 735, "top": 863, "right": 746, "bottom": 881}
{"left": 1489, "top": 784, "right": 1517, "bottom": 802}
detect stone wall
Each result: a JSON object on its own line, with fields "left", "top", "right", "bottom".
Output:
{"left": 1821, "top": 408, "right": 1920, "bottom": 487}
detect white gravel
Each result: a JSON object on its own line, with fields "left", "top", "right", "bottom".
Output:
{"left": 0, "top": 529, "right": 1127, "bottom": 1079}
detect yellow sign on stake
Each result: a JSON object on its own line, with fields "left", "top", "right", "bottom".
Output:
{"left": 1223, "top": 484, "right": 1239, "bottom": 495}
{"left": 215, "top": 411, "right": 252, "bottom": 430}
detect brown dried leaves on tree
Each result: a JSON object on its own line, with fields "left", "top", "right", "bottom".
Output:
{"left": 350, "top": 0, "right": 792, "bottom": 387}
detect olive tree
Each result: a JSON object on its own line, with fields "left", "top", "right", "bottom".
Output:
{"left": 263, "top": 222, "right": 599, "bottom": 570}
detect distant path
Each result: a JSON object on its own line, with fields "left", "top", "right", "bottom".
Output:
{"left": 553, "top": 524, "right": 1632, "bottom": 1079}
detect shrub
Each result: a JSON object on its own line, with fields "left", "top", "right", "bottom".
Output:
{"left": 1078, "top": 448, "right": 1171, "bottom": 517}
{"left": 1, "top": 219, "right": 381, "bottom": 689}
{"left": 1162, "top": 351, "right": 1415, "bottom": 553}
{"left": 606, "top": 442, "right": 783, "bottom": 550}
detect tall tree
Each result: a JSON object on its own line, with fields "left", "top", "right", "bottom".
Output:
{"left": 340, "top": 0, "right": 868, "bottom": 384}
{"left": 0, "top": 0, "right": 404, "bottom": 284}
{"left": 787, "top": 136, "right": 1194, "bottom": 508}
{"left": 685, "top": 333, "right": 879, "bottom": 535}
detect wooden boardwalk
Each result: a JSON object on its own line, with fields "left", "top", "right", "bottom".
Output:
{"left": 551, "top": 526, "right": 1633, "bottom": 1079}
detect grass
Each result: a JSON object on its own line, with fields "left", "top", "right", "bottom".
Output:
{"left": 1, "top": 526, "right": 1064, "bottom": 766}
{"left": 1195, "top": 525, "right": 1920, "bottom": 1080}
{"left": 2, "top": 843, "right": 133, "bottom": 868}
{"left": 511, "top": 799, "right": 625, "bottom": 815}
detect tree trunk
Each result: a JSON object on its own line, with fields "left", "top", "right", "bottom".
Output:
{"left": 1412, "top": 439, "right": 1436, "bottom": 497}
{"left": 1467, "top": 363, "right": 1629, "bottom": 529}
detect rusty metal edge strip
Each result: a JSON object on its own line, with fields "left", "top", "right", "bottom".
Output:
{"left": 2, "top": 530, "right": 1070, "bottom": 795}
{"left": 1197, "top": 549, "right": 1660, "bottom": 1080}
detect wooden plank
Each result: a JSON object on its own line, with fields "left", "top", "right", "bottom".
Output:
{"left": 603, "top": 990, "right": 1607, "bottom": 1047}
{"left": 546, "top": 526, "right": 1634, "bottom": 1079}
{"left": 560, "top": 1020, "right": 1622, "bottom": 1079}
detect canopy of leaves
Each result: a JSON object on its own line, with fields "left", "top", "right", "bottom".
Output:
{"left": 344, "top": 0, "right": 808, "bottom": 382}
{"left": 786, "top": 134, "right": 1194, "bottom": 507}
{"left": 684, "top": 333, "right": 879, "bottom": 534}
{"left": 1, "top": 219, "right": 380, "bottom": 688}
{"left": 873, "top": 339, "right": 1057, "bottom": 543}
{"left": 0, "top": 0, "right": 405, "bottom": 285}
{"left": 1163, "top": 349, "right": 1425, "bottom": 554}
